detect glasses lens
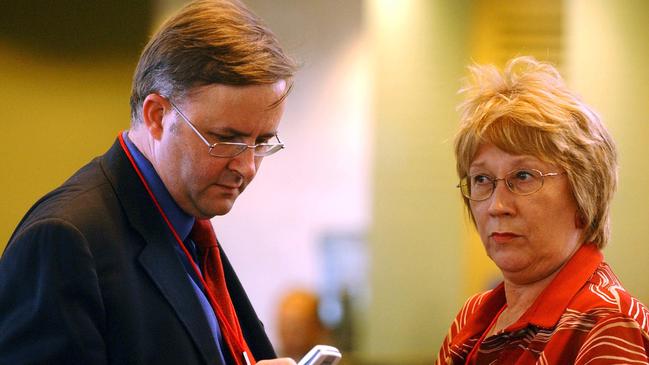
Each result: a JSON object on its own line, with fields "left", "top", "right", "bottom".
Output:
{"left": 254, "top": 143, "right": 284, "bottom": 157}
{"left": 209, "top": 144, "right": 247, "bottom": 157}
{"left": 459, "top": 176, "right": 487, "bottom": 200}
{"left": 468, "top": 174, "right": 495, "bottom": 201}
{"left": 506, "top": 169, "right": 543, "bottom": 195}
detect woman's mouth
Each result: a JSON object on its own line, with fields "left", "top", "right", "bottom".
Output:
{"left": 490, "top": 232, "right": 521, "bottom": 243}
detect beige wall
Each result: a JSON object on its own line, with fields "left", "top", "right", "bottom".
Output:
{"left": 566, "top": 0, "right": 649, "bottom": 305}
{"left": 0, "top": 47, "right": 134, "bottom": 247}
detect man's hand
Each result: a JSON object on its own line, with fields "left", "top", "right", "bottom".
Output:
{"left": 257, "top": 358, "right": 297, "bottom": 365}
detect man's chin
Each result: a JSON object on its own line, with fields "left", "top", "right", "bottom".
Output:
{"left": 198, "top": 200, "right": 235, "bottom": 218}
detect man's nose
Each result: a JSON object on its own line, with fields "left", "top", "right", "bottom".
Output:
{"left": 228, "top": 147, "right": 258, "bottom": 180}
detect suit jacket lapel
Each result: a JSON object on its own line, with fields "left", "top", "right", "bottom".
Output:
{"left": 100, "top": 138, "right": 222, "bottom": 364}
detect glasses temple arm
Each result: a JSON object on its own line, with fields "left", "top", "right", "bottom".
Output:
{"left": 170, "top": 103, "right": 212, "bottom": 148}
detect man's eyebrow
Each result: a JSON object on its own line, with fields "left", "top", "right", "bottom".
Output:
{"left": 208, "top": 127, "right": 250, "bottom": 137}
{"left": 209, "top": 127, "right": 278, "bottom": 140}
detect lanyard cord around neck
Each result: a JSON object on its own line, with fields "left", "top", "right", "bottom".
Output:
{"left": 118, "top": 133, "right": 254, "bottom": 365}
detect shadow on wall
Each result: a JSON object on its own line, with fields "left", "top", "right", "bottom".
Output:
{"left": 0, "top": 0, "right": 152, "bottom": 59}
{"left": 0, "top": 1, "right": 153, "bottom": 247}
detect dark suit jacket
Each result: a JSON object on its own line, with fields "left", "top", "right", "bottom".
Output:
{"left": 0, "top": 138, "right": 276, "bottom": 364}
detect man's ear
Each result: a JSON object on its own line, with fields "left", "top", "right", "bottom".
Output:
{"left": 141, "top": 94, "right": 169, "bottom": 140}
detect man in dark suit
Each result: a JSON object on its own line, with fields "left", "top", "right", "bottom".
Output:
{"left": 0, "top": 1, "right": 298, "bottom": 364}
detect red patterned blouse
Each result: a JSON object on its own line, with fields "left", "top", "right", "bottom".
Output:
{"left": 436, "top": 244, "right": 649, "bottom": 364}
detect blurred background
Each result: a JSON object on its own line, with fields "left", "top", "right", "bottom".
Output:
{"left": 1, "top": 0, "right": 648, "bottom": 364}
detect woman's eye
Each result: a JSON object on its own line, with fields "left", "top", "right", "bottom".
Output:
{"left": 472, "top": 175, "right": 492, "bottom": 185}
{"left": 514, "top": 170, "right": 535, "bottom": 181}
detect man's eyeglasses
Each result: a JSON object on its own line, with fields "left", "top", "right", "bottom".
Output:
{"left": 457, "top": 168, "right": 563, "bottom": 201}
{"left": 169, "top": 101, "right": 284, "bottom": 158}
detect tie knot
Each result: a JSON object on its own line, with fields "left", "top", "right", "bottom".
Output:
{"left": 190, "top": 219, "right": 218, "bottom": 249}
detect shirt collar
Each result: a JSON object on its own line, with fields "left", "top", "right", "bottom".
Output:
{"left": 447, "top": 243, "right": 603, "bottom": 353}
{"left": 450, "top": 283, "right": 508, "bottom": 348}
{"left": 121, "top": 131, "right": 194, "bottom": 241}
{"left": 510, "top": 243, "right": 603, "bottom": 330}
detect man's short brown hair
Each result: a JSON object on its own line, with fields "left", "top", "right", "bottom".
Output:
{"left": 130, "top": 0, "right": 297, "bottom": 124}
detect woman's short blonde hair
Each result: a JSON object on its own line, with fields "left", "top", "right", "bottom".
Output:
{"left": 454, "top": 56, "right": 617, "bottom": 248}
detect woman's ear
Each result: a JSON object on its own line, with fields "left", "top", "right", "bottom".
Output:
{"left": 575, "top": 211, "right": 586, "bottom": 229}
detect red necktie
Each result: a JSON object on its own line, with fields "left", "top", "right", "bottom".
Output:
{"left": 190, "top": 219, "right": 255, "bottom": 365}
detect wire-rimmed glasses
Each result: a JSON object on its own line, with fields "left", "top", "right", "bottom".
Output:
{"left": 457, "top": 168, "right": 563, "bottom": 201}
{"left": 169, "top": 101, "right": 284, "bottom": 158}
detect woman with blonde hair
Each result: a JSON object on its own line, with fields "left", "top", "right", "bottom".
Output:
{"left": 436, "top": 56, "right": 649, "bottom": 364}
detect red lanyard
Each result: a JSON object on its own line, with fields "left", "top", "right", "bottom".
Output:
{"left": 118, "top": 133, "right": 254, "bottom": 365}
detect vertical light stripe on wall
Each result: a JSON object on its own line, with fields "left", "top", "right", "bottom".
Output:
{"left": 362, "top": 0, "right": 470, "bottom": 360}
{"left": 565, "top": 0, "right": 649, "bottom": 305}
